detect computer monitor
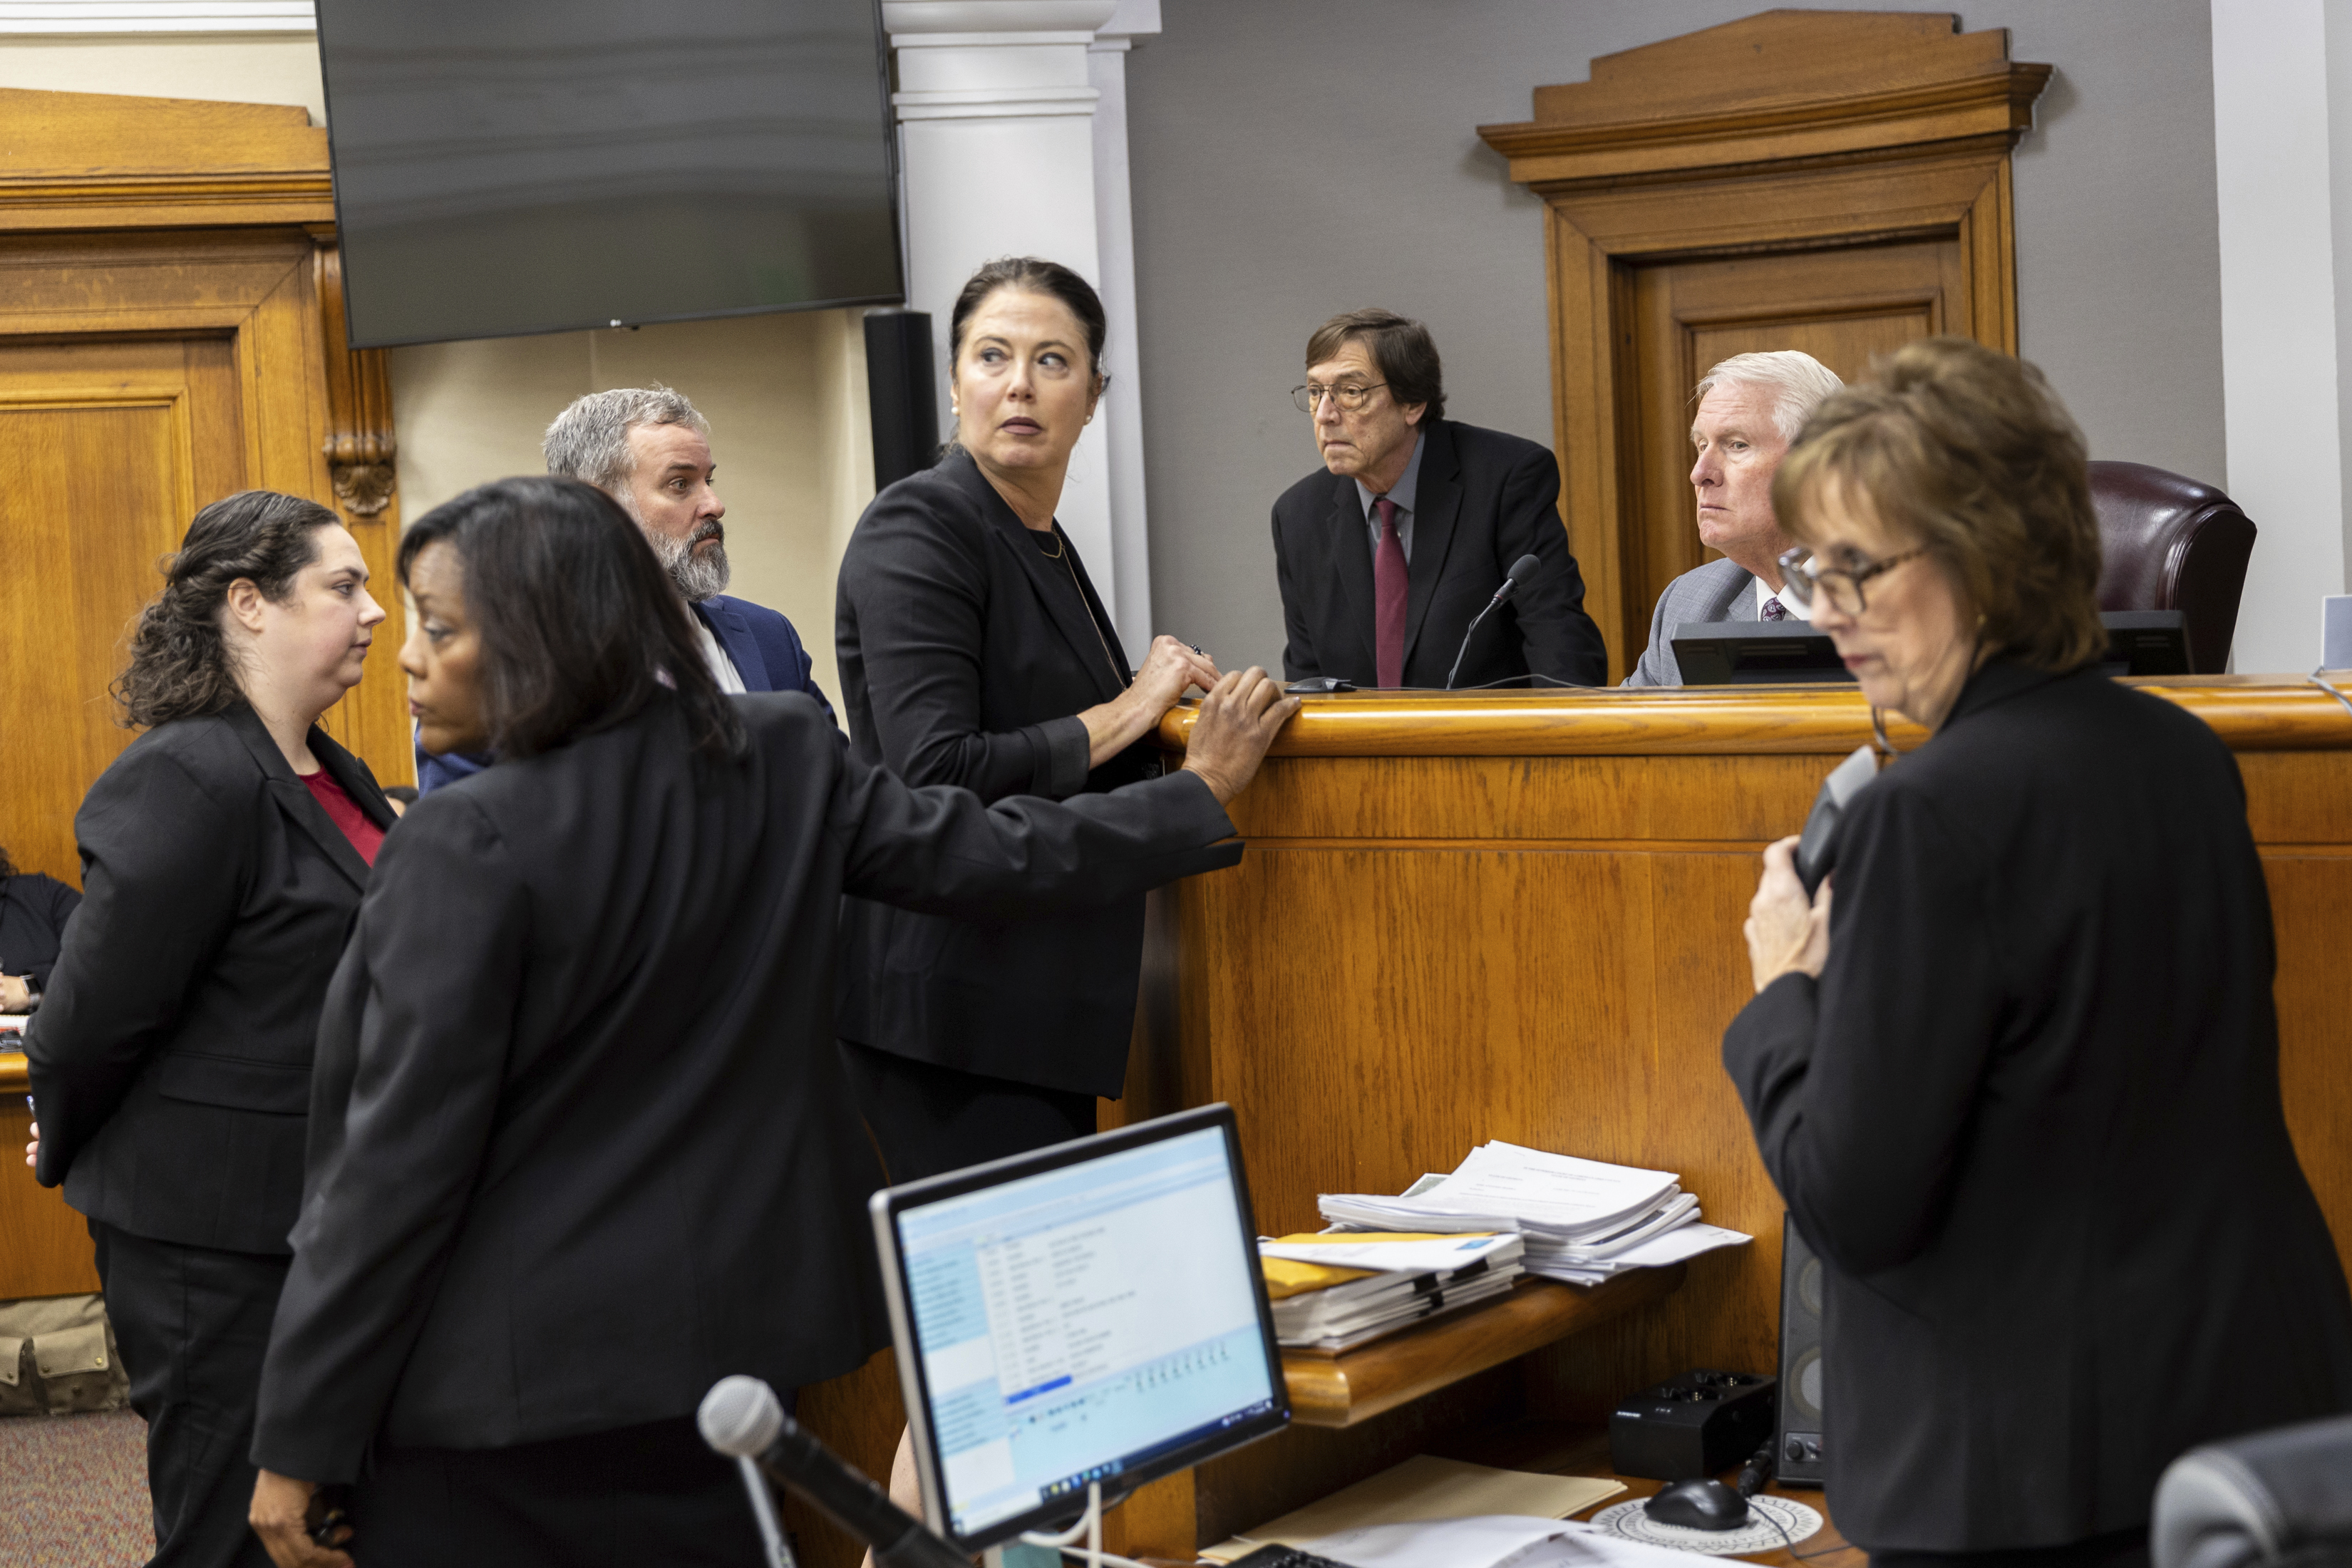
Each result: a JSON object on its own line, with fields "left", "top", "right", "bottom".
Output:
{"left": 2098, "top": 610, "right": 2192, "bottom": 676}
{"left": 869, "top": 1105, "right": 1287, "bottom": 1552}
{"left": 1671, "top": 620, "right": 1855, "bottom": 686}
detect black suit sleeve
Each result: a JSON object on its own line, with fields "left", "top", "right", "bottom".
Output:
{"left": 1273, "top": 501, "right": 1321, "bottom": 681}
{"left": 1721, "top": 785, "right": 2001, "bottom": 1274}
{"left": 840, "top": 489, "right": 1092, "bottom": 800}
{"left": 832, "top": 743, "right": 1241, "bottom": 919}
{"left": 252, "top": 799, "right": 526, "bottom": 1483}
{"left": 1492, "top": 442, "right": 1609, "bottom": 686}
{"left": 27, "top": 746, "right": 245, "bottom": 1187}
{"left": 25, "top": 877, "right": 81, "bottom": 992}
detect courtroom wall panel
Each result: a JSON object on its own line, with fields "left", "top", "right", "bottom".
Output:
{"left": 1126, "top": 0, "right": 2225, "bottom": 676}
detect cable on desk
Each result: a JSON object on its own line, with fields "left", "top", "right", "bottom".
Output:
{"left": 1792, "top": 1533, "right": 1857, "bottom": 1560}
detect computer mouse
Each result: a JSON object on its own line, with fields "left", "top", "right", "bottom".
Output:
{"left": 1644, "top": 1477, "right": 1750, "bottom": 1531}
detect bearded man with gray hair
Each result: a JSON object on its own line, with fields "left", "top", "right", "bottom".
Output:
{"left": 1622, "top": 350, "right": 1845, "bottom": 687}
{"left": 416, "top": 385, "right": 832, "bottom": 792}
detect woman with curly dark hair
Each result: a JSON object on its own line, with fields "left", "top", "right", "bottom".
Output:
{"left": 26, "top": 489, "right": 396, "bottom": 1568}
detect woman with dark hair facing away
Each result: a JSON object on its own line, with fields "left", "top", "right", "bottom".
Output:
{"left": 1726, "top": 337, "right": 2352, "bottom": 1567}
{"left": 244, "top": 477, "right": 1294, "bottom": 1568}
{"left": 835, "top": 256, "right": 1225, "bottom": 1180}
{"left": 25, "top": 490, "right": 394, "bottom": 1568}
{"left": 0, "top": 842, "right": 79, "bottom": 1014}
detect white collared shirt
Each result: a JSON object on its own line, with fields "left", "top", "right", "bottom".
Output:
{"left": 692, "top": 614, "right": 749, "bottom": 694}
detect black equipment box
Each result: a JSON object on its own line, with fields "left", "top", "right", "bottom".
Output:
{"left": 1609, "top": 1369, "right": 1778, "bottom": 1481}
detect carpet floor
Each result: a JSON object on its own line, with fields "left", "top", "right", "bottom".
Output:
{"left": 0, "top": 1409, "right": 153, "bottom": 1567}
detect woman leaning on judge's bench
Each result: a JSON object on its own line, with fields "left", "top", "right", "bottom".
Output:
{"left": 1726, "top": 338, "right": 2352, "bottom": 1568}
{"left": 24, "top": 490, "right": 396, "bottom": 1568}
{"left": 832, "top": 255, "right": 1226, "bottom": 1178}
{"left": 243, "top": 476, "right": 1296, "bottom": 1568}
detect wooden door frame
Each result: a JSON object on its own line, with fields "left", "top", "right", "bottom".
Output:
{"left": 1477, "top": 11, "right": 2049, "bottom": 680}
{"left": 0, "top": 88, "right": 408, "bottom": 780}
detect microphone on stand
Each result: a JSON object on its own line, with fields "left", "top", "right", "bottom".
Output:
{"left": 1445, "top": 554, "right": 1543, "bottom": 691}
{"left": 700, "top": 1376, "right": 969, "bottom": 1568}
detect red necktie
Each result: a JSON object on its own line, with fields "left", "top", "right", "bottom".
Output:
{"left": 1374, "top": 496, "right": 1407, "bottom": 688}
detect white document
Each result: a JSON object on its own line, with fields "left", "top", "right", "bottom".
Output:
{"left": 1524, "top": 1222, "right": 1752, "bottom": 1285}
{"left": 1259, "top": 1233, "right": 1522, "bottom": 1273}
{"left": 1294, "top": 1515, "right": 1703, "bottom": 1568}
{"left": 1321, "top": 1143, "right": 1681, "bottom": 1243}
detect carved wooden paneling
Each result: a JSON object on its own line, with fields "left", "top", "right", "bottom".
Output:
{"left": 1475, "top": 12, "right": 2049, "bottom": 680}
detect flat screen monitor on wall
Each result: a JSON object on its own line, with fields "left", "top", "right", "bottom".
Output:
{"left": 314, "top": 0, "right": 902, "bottom": 349}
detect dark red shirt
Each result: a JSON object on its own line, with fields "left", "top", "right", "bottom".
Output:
{"left": 301, "top": 768, "right": 385, "bottom": 867}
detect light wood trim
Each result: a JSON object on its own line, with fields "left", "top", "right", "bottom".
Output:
{"left": 0, "top": 87, "right": 332, "bottom": 232}
{"left": 1478, "top": 71, "right": 2048, "bottom": 187}
{"left": 1282, "top": 1269, "right": 1686, "bottom": 1428}
{"left": 1160, "top": 681, "right": 2352, "bottom": 758}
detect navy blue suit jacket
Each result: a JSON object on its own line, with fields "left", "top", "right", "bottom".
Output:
{"left": 417, "top": 594, "right": 831, "bottom": 793}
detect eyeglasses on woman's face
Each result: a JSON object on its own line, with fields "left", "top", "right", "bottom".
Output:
{"left": 1777, "top": 544, "right": 1929, "bottom": 617}
{"left": 1291, "top": 381, "right": 1388, "bottom": 415}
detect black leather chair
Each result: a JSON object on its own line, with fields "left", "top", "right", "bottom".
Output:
{"left": 2090, "top": 460, "right": 2257, "bottom": 674}
{"left": 2152, "top": 1413, "right": 2352, "bottom": 1568}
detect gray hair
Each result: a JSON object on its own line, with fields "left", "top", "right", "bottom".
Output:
{"left": 542, "top": 385, "right": 711, "bottom": 495}
{"left": 1694, "top": 351, "right": 1845, "bottom": 444}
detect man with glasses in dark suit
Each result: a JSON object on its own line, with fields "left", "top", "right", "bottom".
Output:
{"left": 1270, "top": 309, "right": 1606, "bottom": 691}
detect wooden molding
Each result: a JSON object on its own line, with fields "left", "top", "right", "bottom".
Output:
{"left": 1157, "top": 681, "right": 2352, "bottom": 759}
{"left": 1477, "top": 9, "right": 2050, "bottom": 187}
{"left": 0, "top": 87, "right": 332, "bottom": 231}
{"left": 312, "top": 242, "right": 400, "bottom": 520}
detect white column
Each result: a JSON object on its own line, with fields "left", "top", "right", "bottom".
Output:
{"left": 2211, "top": 0, "right": 2348, "bottom": 671}
{"left": 1090, "top": 0, "right": 1160, "bottom": 661}
{"left": 887, "top": 0, "right": 1124, "bottom": 633}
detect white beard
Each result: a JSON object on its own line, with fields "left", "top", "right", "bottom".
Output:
{"left": 648, "top": 523, "right": 731, "bottom": 602}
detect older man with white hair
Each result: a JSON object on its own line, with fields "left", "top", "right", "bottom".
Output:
{"left": 1621, "top": 350, "right": 1845, "bottom": 687}
{"left": 418, "top": 385, "right": 832, "bottom": 791}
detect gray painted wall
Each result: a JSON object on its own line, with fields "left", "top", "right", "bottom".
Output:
{"left": 1125, "top": 1, "right": 2224, "bottom": 671}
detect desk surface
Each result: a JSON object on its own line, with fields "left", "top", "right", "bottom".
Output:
{"left": 1440, "top": 1421, "right": 1862, "bottom": 1568}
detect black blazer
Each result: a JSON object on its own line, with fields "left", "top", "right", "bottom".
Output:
{"left": 27, "top": 703, "right": 393, "bottom": 1255}
{"left": 835, "top": 450, "right": 1217, "bottom": 1097}
{"left": 1723, "top": 662, "right": 2352, "bottom": 1553}
{"left": 250, "top": 692, "right": 1239, "bottom": 1481}
{"left": 1271, "top": 418, "right": 1607, "bottom": 690}
{"left": 1, "top": 872, "right": 80, "bottom": 994}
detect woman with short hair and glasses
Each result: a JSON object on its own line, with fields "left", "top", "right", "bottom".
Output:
{"left": 1726, "top": 337, "right": 2352, "bottom": 1568}
{"left": 244, "top": 475, "right": 1294, "bottom": 1568}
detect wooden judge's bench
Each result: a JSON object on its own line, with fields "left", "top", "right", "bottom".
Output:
{"left": 4, "top": 679, "right": 2348, "bottom": 1564}
{"left": 789, "top": 676, "right": 2352, "bottom": 1565}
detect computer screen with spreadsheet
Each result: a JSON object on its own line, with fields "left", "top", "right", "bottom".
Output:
{"left": 870, "top": 1105, "right": 1287, "bottom": 1550}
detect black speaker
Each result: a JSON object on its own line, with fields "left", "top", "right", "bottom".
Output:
{"left": 1777, "top": 1213, "right": 1827, "bottom": 1487}
{"left": 864, "top": 308, "right": 939, "bottom": 492}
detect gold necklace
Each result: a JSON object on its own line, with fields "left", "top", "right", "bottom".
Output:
{"left": 1036, "top": 530, "right": 1066, "bottom": 559}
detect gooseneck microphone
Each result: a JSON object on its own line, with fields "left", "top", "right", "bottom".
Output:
{"left": 700, "top": 1376, "right": 969, "bottom": 1568}
{"left": 1445, "top": 554, "right": 1543, "bottom": 691}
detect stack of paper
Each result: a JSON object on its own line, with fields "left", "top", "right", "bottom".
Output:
{"left": 1317, "top": 1142, "right": 1750, "bottom": 1285}
{"left": 1259, "top": 1233, "right": 1525, "bottom": 1353}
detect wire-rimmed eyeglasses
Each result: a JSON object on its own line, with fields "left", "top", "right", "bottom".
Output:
{"left": 1291, "top": 381, "right": 1388, "bottom": 414}
{"left": 1777, "top": 545, "right": 1927, "bottom": 616}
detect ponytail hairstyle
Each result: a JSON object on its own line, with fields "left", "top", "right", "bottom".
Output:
{"left": 114, "top": 490, "right": 342, "bottom": 729}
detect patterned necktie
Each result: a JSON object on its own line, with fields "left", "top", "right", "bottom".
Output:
{"left": 1762, "top": 596, "right": 1790, "bottom": 621}
{"left": 1374, "top": 496, "right": 1407, "bottom": 688}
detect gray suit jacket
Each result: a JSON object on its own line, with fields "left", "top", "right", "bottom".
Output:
{"left": 1620, "top": 557, "right": 1759, "bottom": 687}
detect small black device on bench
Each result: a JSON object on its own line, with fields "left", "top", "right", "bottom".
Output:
{"left": 1609, "top": 1368, "right": 1779, "bottom": 1481}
